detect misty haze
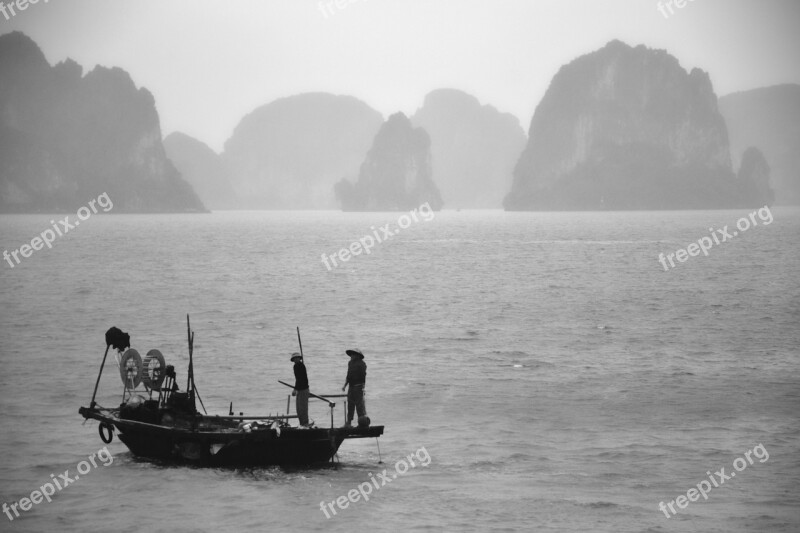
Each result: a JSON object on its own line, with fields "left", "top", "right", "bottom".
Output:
{"left": 1, "top": 1, "right": 798, "bottom": 532}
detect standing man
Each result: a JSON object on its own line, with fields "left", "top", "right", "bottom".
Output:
{"left": 291, "top": 352, "right": 310, "bottom": 427}
{"left": 341, "top": 348, "right": 367, "bottom": 427}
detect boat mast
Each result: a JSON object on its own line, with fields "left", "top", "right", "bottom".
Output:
{"left": 187, "top": 314, "right": 196, "bottom": 410}
{"left": 184, "top": 314, "right": 208, "bottom": 415}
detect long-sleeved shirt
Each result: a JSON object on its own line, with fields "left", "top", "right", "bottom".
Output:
{"left": 293, "top": 362, "right": 309, "bottom": 391}
{"left": 345, "top": 359, "right": 367, "bottom": 387}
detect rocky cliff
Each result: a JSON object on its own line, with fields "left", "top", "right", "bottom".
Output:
{"left": 736, "top": 147, "right": 774, "bottom": 205}
{"left": 164, "top": 132, "right": 238, "bottom": 210}
{"left": 411, "top": 89, "right": 526, "bottom": 208}
{"left": 335, "top": 112, "right": 443, "bottom": 211}
{"left": 0, "top": 32, "right": 206, "bottom": 213}
{"left": 223, "top": 93, "right": 383, "bottom": 209}
{"left": 505, "top": 40, "right": 772, "bottom": 210}
{"left": 719, "top": 84, "right": 800, "bottom": 205}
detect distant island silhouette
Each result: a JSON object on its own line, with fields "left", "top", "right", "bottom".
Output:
{"left": 2, "top": 33, "right": 796, "bottom": 213}
{"left": 505, "top": 40, "right": 775, "bottom": 211}
{"left": 0, "top": 32, "right": 206, "bottom": 214}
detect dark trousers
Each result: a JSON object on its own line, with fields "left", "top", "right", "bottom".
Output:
{"left": 347, "top": 384, "right": 366, "bottom": 422}
{"left": 296, "top": 388, "right": 309, "bottom": 426}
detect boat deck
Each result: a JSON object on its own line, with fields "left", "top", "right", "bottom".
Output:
{"left": 79, "top": 406, "right": 384, "bottom": 465}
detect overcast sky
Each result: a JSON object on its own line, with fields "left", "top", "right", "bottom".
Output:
{"left": 4, "top": 0, "right": 799, "bottom": 151}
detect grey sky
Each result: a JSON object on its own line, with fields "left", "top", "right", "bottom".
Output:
{"left": 4, "top": 0, "right": 799, "bottom": 151}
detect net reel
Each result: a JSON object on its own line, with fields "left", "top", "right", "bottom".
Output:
{"left": 118, "top": 349, "right": 142, "bottom": 403}
{"left": 142, "top": 349, "right": 167, "bottom": 392}
{"left": 118, "top": 348, "right": 168, "bottom": 403}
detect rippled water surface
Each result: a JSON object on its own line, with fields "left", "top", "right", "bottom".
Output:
{"left": 1, "top": 209, "right": 798, "bottom": 532}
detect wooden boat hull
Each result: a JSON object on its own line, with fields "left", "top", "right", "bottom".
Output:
{"left": 79, "top": 407, "right": 383, "bottom": 466}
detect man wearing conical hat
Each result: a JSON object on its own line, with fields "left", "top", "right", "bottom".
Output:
{"left": 341, "top": 349, "right": 367, "bottom": 427}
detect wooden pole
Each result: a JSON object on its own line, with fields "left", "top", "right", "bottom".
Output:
{"left": 296, "top": 327, "right": 304, "bottom": 359}
{"left": 204, "top": 414, "right": 299, "bottom": 421}
{"left": 89, "top": 344, "right": 111, "bottom": 409}
{"left": 186, "top": 315, "right": 193, "bottom": 392}
{"left": 277, "top": 380, "right": 334, "bottom": 407}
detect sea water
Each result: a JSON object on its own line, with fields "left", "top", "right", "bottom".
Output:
{"left": 0, "top": 209, "right": 798, "bottom": 532}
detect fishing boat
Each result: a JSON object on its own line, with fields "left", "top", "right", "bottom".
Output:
{"left": 78, "top": 317, "right": 384, "bottom": 466}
